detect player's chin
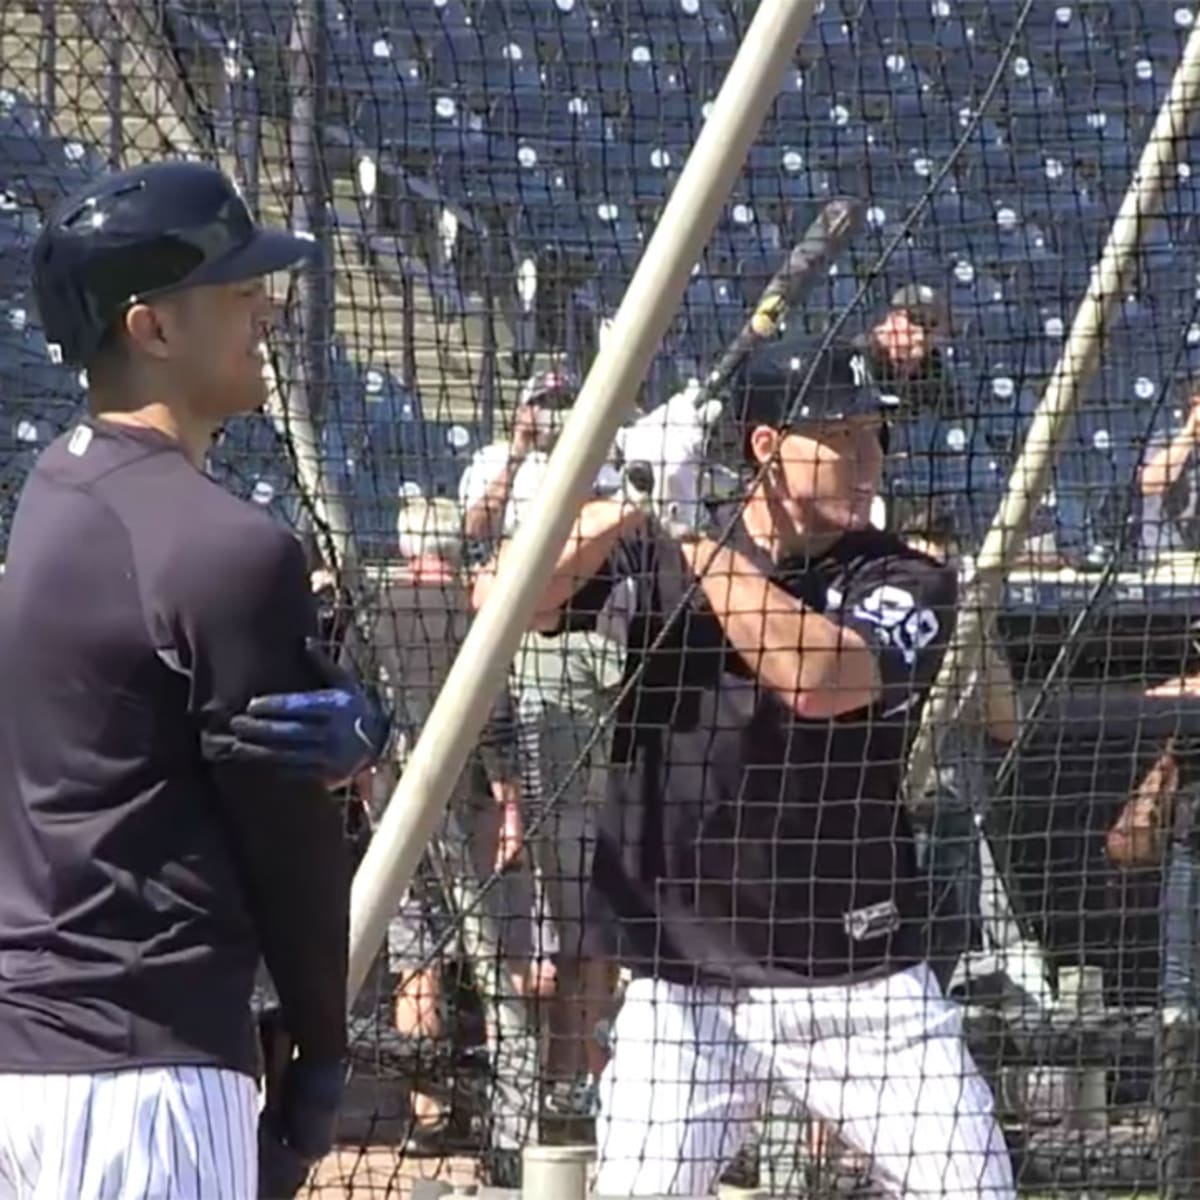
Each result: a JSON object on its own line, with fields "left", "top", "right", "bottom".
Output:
{"left": 226, "top": 372, "right": 270, "bottom": 418}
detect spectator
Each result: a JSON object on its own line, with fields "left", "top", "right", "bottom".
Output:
{"left": 892, "top": 493, "right": 1022, "bottom": 996}
{"left": 372, "top": 497, "right": 540, "bottom": 1175}
{"left": 1107, "top": 684, "right": 1200, "bottom": 1187}
{"left": 461, "top": 364, "right": 581, "bottom": 544}
{"left": 1109, "top": 681, "right": 1200, "bottom": 1015}
{"left": 463, "top": 365, "right": 623, "bottom": 1132}
{"left": 858, "top": 284, "right": 960, "bottom": 415}
{"left": 1138, "top": 390, "right": 1200, "bottom": 558}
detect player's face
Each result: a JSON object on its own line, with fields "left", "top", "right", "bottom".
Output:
{"left": 874, "top": 310, "right": 930, "bottom": 373}
{"left": 163, "top": 278, "right": 275, "bottom": 421}
{"left": 771, "top": 415, "right": 884, "bottom": 536}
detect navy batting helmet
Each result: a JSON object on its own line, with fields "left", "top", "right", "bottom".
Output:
{"left": 733, "top": 339, "right": 889, "bottom": 430}
{"left": 32, "top": 160, "right": 320, "bottom": 366}
{"left": 710, "top": 339, "right": 895, "bottom": 468}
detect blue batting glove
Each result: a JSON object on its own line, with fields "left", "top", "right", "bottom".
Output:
{"left": 221, "top": 640, "right": 391, "bottom": 787}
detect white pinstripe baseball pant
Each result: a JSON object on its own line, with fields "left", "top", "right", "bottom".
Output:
{"left": 594, "top": 963, "right": 1015, "bottom": 1198}
{"left": 0, "top": 1066, "right": 257, "bottom": 1200}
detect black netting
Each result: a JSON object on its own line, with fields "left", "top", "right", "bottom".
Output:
{"left": 4, "top": 0, "right": 1200, "bottom": 1195}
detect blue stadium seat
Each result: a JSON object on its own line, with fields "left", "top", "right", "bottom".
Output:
{"left": 356, "top": 75, "right": 482, "bottom": 158}
{"left": 328, "top": 31, "right": 424, "bottom": 100}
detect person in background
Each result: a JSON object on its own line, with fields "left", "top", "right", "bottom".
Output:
{"left": 1138, "top": 389, "right": 1200, "bottom": 559}
{"left": 891, "top": 494, "right": 1022, "bottom": 996}
{"left": 372, "top": 498, "right": 540, "bottom": 1177}
{"left": 461, "top": 364, "right": 581, "bottom": 543}
{"left": 858, "top": 284, "right": 959, "bottom": 415}
{"left": 464, "top": 365, "right": 623, "bottom": 1134}
{"left": 1107, "top": 680, "right": 1200, "bottom": 1187}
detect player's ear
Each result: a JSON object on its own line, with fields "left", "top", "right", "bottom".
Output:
{"left": 123, "top": 300, "right": 173, "bottom": 362}
{"left": 747, "top": 423, "right": 780, "bottom": 467}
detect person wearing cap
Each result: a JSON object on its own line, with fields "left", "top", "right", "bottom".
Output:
{"left": 0, "top": 161, "right": 388, "bottom": 1198}
{"left": 465, "top": 363, "right": 624, "bottom": 1139}
{"left": 890, "top": 494, "right": 1026, "bottom": 1002}
{"left": 460, "top": 362, "right": 582, "bottom": 543}
{"left": 475, "top": 340, "right": 1015, "bottom": 1196}
{"left": 859, "top": 284, "right": 959, "bottom": 415}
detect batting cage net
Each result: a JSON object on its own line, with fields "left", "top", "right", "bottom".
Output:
{"left": 4, "top": 0, "right": 1200, "bottom": 1196}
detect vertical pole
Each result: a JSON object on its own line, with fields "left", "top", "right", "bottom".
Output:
{"left": 480, "top": 230, "right": 497, "bottom": 443}
{"left": 39, "top": 0, "right": 56, "bottom": 119}
{"left": 238, "top": 65, "right": 262, "bottom": 217}
{"left": 400, "top": 198, "right": 419, "bottom": 394}
{"left": 1059, "top": 966, "right": 1106, "bottom": 1138}
{"left": 105, "top": 12, "right": 122, "bottom": 166}
{"left": 902, "top": 17, "right": 1200, "bottom": 812}
{"left": 288, "top": 0, "right": 331, "bottom": 423}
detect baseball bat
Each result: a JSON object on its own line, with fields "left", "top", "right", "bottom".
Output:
{"left": 624, "top": 197, "right": 866, "bottom": 496}
{"left": 705, "top": 195, "right": 866, "bottom": 393}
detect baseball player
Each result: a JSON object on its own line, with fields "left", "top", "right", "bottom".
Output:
{"left": 0, "top": 161, "right": 386, "bottom": 1200}
{"left": 478, "top": 341, "right": 1016, "bottom": 1197}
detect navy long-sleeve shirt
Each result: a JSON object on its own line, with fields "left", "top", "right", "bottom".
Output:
{"left": 0, "top": 417, "right": 349, "bottom": 1076}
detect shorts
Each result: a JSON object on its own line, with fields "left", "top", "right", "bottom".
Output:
{"left": 387, "top": 771, "right": 539, "bottom": 976}
{"left": 516, "top": 694, "right": 609, "bottom": 962}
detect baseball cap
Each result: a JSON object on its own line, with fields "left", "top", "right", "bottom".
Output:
{"left": 732, "top": 339, "right": 890, "bottom": 432}
{"left": 518, "top": 365, "right": 579, "bottom": 409}
{"left": 33, "top": 160, "right": 321, "bottom": 365}
{"left": 890, "top": 283, "right": 951, "bottom": 333}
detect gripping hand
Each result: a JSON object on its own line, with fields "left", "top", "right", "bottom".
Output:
{"left": 616, "top": 382, "right": 723, "bottom": 536}
{"left": 208, "top": 640, "right": 391, "bottom": 788}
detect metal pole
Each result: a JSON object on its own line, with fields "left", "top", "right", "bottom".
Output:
{"left": 901, "top": 20, "right": 1200, "bottom": 813}
{"left": 38, "top": 0, "right": 56, "bottom": 119}
{"left": 271, "top": 0, "right": 365, "bottom": 611}
{"left": 287, "top": 0, "right": 330, "bottom": 422}
{"left": 347, "top": 0, "right": 823, "bottom": 999}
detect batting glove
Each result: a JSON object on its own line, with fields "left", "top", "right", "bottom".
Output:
{"left": 616, "top": 381, "right": 724, "bottom": 537}
{"left": 212, "top": 640, "right": 391, "bottom": 788}
{"left": 258, "top": 1050, "right": 346, "bottom": 1198}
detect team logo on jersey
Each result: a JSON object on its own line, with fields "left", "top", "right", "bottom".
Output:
{"left": 849, "top": 584, "right": 940, "bottom": 666}
{"left": 843, "top": 898, "right": 901, "bottom": 942}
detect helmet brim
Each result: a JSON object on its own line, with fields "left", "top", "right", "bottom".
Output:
{"left": 187, "top": 227, "right": 322, "bottom": 290}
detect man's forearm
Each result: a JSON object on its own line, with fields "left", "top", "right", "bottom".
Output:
{"left": 491, "top": 778, "right": 520, "bottom": 807}
{"left": 1140, "top": 415, "right": 1200, "bottom": 496}
{"left": 214, "top": 765, "right": 349, "bottom": 1062}
{"left": 981, "top": 640, "right": 1020, "bottom": 744}
{"left": 472, "top": 498, "right": 643, "bottom": 622}
{"left": 678, "top": 538, "right": 881, "bottom": 718}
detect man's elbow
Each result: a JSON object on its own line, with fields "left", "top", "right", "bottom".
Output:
{"left": 791, "top": 652, "right": 882, "bottom": 720}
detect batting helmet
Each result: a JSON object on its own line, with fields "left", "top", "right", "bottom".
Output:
{"left": 32, "top": 160, "right": 320, "bottom": 366}
{"left": 733, "top": 339, "right": 890, "bottom": 429}
{"left": 708, "top": 340, "right": 893, "bottom": 465}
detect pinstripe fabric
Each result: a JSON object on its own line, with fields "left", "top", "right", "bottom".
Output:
{"left": 593, "top": 963, "right": 1015, "bottom": 1199}
{"left": 0, "top": 1067, "right": 257, "bottom": 1200}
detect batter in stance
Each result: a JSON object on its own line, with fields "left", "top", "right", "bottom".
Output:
{"left": 481, "top": 343, "right": 1016, "bottom": 1197}
{"left": 0, "top": 162, "right": 384, "bottom": 1199}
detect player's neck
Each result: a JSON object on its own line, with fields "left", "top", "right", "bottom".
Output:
{"left": 90, "top": 398, "right": 217, "bottom": 470}
{"left": 740, "top": 489, "right": 842, "bottom": 562}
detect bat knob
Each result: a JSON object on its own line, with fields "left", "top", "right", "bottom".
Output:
{"left": 625, "top": 462, "right": 655, "bottom": 495}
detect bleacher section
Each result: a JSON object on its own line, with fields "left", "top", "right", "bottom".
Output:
{"left": 94, "top": 0, "right": 1200, "bottom": 567}
{"left": 3, "top": 1, "right": 1200, "bottom": 560}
